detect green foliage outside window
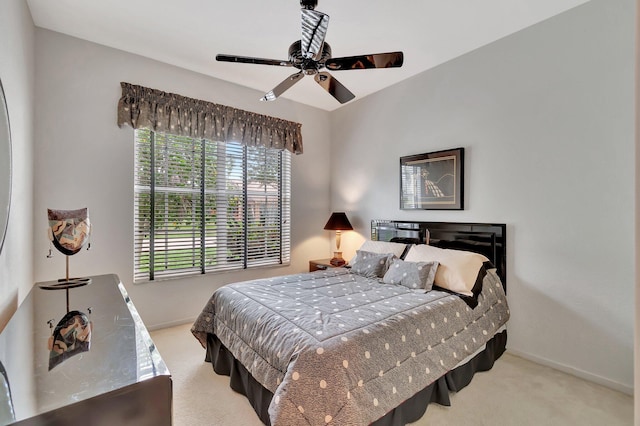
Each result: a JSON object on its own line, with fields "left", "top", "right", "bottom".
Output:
{"left": 134, "top": 129, "right": 291, "bottom": 281}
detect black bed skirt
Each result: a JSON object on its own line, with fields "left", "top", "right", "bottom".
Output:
{"left": 205, "top": 330, "right": 507, "bottom": 426}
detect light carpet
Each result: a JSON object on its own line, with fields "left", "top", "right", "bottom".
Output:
{"left": 151, "top": 323, "right": 632, "bottom": 425}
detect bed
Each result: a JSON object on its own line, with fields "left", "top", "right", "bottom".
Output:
{"left": 192, "top": 220, "right": 509, "bottom": 426}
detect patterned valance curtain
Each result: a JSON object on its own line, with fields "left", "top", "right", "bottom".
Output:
{"left": 117, "top": 82, "right": 303, "bottom": 154}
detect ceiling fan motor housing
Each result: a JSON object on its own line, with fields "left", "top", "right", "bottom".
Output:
{"left": 288, "top": 40, "right": 332, "bottom": 73}
{"left": 300, "top": 0, "right": 318, "bottom": 10}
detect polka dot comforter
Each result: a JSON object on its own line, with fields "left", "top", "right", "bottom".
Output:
{"left": 192, "top": 267, "right": 509, "bottom": 425}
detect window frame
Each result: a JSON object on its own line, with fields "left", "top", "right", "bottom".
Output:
{"left": 133, "top": 129, "right": 291, "bottom": 282}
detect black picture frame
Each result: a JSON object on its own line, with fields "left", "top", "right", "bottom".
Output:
{"left": 400, "top": 148, "right": 464, "bottom": 210}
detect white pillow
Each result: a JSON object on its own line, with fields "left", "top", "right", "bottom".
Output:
{"left": 404, "top": 244, "right": 489, "bottom": 296}
{"left": 349, "top": 240, "right": 407, "bottom": 265}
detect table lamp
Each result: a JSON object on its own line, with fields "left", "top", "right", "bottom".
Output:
{"left": 323, "top": 212, "right": 353, "bottom": 266}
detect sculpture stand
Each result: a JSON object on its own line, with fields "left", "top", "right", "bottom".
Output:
{"left": 38, "top": 255, "right": 91, "bottom": 312}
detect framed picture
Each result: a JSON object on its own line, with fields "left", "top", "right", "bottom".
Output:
{"left": 400, "top": 148, "right": 464, "bottom": 210}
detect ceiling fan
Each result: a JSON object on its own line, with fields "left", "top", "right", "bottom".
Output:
{"left": 216, "top": 0, "right": 404, "bottom": 104}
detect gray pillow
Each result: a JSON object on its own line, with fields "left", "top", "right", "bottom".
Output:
{"left": 350, "top": 250, "right": 395, "bottom": 278}
{"left": 382, "top": 259, "right": 439, "bottom": 291}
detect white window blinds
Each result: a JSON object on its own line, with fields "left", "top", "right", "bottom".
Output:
{"left": 134, "top": 129, "right": 291, "bottom": 282}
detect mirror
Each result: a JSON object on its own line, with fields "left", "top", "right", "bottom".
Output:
{"left": 0, "top": 80, "right": 11, "bottom": 255}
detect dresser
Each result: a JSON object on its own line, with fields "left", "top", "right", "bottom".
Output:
{"left": 0, "top": 274, "right": 172, "bottom": 425}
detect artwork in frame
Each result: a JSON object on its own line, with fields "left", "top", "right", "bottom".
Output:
{"left": 400, "top": 148, "right": 464, "bottom": 210}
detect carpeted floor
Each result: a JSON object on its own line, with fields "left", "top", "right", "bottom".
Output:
{"left": 151, "top": 323, "right": 633, "bottom": 425}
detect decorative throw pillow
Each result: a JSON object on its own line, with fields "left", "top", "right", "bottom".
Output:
{"left": 350, "top": 250, "right": 395, "bottom": 278}
{"left": 382, "top": 259, "right": 439, "bottom": 291}
{"left": 404, "top": 244, "right": 490, "bottom": 297}
{"left": 349, "top": 240, "right": 407, "bottom": 265}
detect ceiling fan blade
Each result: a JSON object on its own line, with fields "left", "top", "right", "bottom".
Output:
{"left": 216, "top": 54, "right": 292, "bottom": 67}
{"left": 301, "top": 9, "right": 329, "bottom": 60}
{"left": 260, "top": 71, "right": 305, "bottom": 102}
{"left": 325, "top": 52, "right": 404, "bottom": 71}
{"left": 314, "top": 71, "right": 355, "bottom": 104}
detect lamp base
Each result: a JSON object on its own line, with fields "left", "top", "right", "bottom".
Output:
{"left": 330, "top": 252, "right": 346, "bottom": 267}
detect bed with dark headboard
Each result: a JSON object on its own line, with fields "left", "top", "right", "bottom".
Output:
{"left": 192, "top": 220, "right": 509, "bottom": 426}
{"left": 371, "top": 220, "right": 507, "bottom": 290}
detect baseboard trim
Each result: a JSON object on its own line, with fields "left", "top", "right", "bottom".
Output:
{"left": 147, "top": 317, "right": 195, "bottom": 332}
{"left": 506, "top": 349, "right": 633, "bottom": 396}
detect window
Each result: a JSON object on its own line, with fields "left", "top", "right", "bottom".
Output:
{"left": 134, "top": 129, "right": 291, "bottom": 282}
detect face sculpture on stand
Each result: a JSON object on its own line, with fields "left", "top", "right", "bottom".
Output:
{"left": 43, "top": 208, "right": 94, "bottom": 370}
{"left": 46, "top": 208, "right": 92, "bottom": 287}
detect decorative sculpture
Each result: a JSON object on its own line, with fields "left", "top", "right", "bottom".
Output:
{"left": 45, "top": 208, "right": 92, "bottom": 291}
{"left": 43, "top": 208, "right": 94, "bottom": 370}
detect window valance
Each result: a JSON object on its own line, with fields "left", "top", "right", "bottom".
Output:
{"left": 117, "top": 82, "right": 303, "bottom": 154}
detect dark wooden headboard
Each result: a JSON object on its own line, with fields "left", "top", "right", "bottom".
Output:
{"left": 371, "top": 220, "right": 507, "bottom": 291}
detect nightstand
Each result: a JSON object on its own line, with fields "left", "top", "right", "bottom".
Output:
{"left": 309, "top": 258, "right": 339, "bottom": 272}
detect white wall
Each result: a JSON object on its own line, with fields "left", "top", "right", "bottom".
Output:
{"left": 330, "top": 0, "right": 634, "bottom": 394}
{"left": 0, "top": 0, "right": 36, "bottom": 329}
{"left": 32, "top": 30, "right": 332, "bottom": 329}
{"left": 635, "top": 0, "right": 639, "bottom": 420}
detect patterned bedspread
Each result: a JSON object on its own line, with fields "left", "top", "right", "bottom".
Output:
{"left": 192, "top": 267, "right": 509, "bottom": 426}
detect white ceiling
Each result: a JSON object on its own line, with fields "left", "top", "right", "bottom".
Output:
{"left": 26, "top": 0, "right": 590, "bottom": 111}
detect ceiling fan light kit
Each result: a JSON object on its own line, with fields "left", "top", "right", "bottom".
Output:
{"left": 216, "top": 0, "right": 404, "bottom": 104}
